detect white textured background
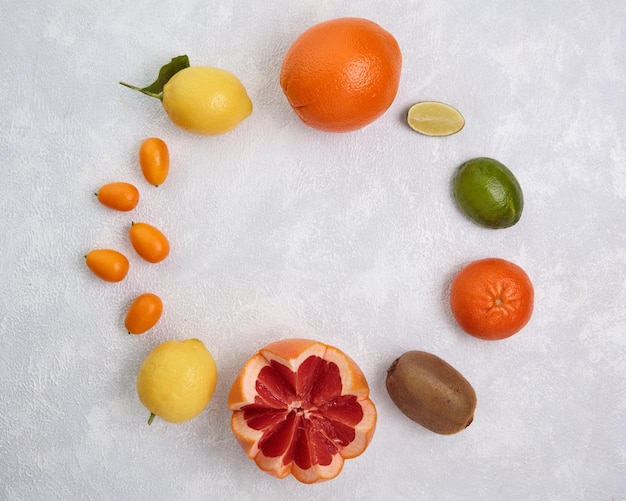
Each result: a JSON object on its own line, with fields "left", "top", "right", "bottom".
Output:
{"left": 1, "top": 1, "right": 625, "bottom": 499}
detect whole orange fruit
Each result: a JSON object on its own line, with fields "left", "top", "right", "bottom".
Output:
{"left": 449, "top": 258, "right": 534, "bottom": 340}
{"left": 280, "top": 17, "right": 402, "bottom": 132}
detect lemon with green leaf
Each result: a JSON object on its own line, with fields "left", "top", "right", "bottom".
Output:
{"left": 121, "top": 55, "right": 252, "bottom": 136}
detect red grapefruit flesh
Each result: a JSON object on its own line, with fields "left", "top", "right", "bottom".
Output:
{"left": 227, "top": 338, "right": 376, "bottom": 484}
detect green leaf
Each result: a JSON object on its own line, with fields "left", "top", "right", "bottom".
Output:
{"left": 119, "top": 55, "right": 190, "bottom": 101}
{"left": 142, "top": 55, "right": 190, "bottom": 93}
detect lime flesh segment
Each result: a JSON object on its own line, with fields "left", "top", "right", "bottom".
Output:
{"left": 452, "top": 157, "right": 523, "bottom": 229}
{"left": 407, "top": 101, "right": 465, "bottom": 136}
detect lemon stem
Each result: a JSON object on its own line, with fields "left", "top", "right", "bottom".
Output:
{"left": 119, "top": 82, "right": 163, "bottom": 101}
{"left": 148, "top": 413, "right": 156, "bottom": 425}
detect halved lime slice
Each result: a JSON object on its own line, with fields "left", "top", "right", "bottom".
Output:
{"left": 407, "top": 101, "right": 465, "bottom": 136}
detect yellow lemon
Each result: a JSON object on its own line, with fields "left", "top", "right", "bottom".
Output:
{"left": 120, "top": 56, "right": 252, "bottom": 136}
{"left": 136, "top": 338, "right": 218, "bottom": 424}
{"left": 407, "top": 101, "right": 465, "bottom": 136}
{"left": 162, "top": 66, "right": 252, "bottom": 136}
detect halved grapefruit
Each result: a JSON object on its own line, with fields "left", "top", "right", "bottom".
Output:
{"left": 227, "top": 338, "right": 376, "bottom": 484}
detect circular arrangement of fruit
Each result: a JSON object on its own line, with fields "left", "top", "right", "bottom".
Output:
{"left": 86, "top": 17, "right": 535, "bottom": 484}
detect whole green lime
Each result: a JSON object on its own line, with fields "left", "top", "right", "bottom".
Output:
{"left": 452, "top": 157, "right": 523, "bottom": 229}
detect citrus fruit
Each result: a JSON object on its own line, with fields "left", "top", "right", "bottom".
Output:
{"left": 227, "top": 338, "right": 377, "bottom": 484}
{"left": 125, "top": 293, "right": 163, "bottom": 335}
{"left": 85, "top": 249, "right": 129, "bottom": 282}
{"left": 96, "top": 182, "right": 139, "bottom": 211}
{"left": 128, "top": 222, "right": 170, "bottom": 263}
{"left": 120, "top": 56, "right": 252, "bottom": 136}
{"left": 162, "top": 66, "right": 252, "bottom": 135}
{"left": 136, "top": 338, "right": 218, "bottom": 424}
{"left": 449, "top": 258, "right": 534, "bottom": 340}
{"left": 452, "top": 157, "right": 524, "bottom": 229}
{"left": 280, "top": 17, "right": 402, "bottom": 132}
{"left": 407, "top": 101, "right": 465, "bottom": 136}
{"left": 139, "top": 138, "right": 169, "bottom": 186}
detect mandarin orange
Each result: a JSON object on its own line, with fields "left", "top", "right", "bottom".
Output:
{"left": 280, "top": 17, "right": 402, "bottom": 132}
{"left": 449, "top": 258, "right": 534, "bottom": 340}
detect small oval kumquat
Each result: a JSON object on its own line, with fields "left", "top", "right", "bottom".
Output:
{"left": 85, "top": 249, "right": 129, "bottom": 282}
{"left": 96, "top": 182, "right": 139, "bottom": 211}
{"left": 125, "top": 293, "right": 163, "bottom": 334}
{"left": 139, "top": 138, "right": 170, "bottom": 187}
{"left": 129, "top": 222, "right": 170, "bottom": 263}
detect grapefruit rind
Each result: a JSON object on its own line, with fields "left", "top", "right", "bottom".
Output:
{"left": 227, "top": 338, "right": 376, "bottom": 483}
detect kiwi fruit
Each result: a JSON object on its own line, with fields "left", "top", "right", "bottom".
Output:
{"left": 386, "top": 351, "right": 477, "bottom": 434}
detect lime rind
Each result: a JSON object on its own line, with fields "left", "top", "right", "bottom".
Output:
{"left": 452, "top": 157, "right": 523, "bottom": 229}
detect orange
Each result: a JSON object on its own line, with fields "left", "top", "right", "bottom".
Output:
{"left": 125, "top": 293, "right": 163, "bottom": 335}
{"left": 280, "top": 17, "right": 402, "bottom": 132}
{"left": 128, "top": 222, "right": 170, "bottom": 263}
{"left": 96, "top": 182, "right": 139, "bottom": 211}
{"left": 228, "top": 338, "right": 377, "bottom": 484}
{"left": 449, "top": 258, "right": 534, "bottom": 340}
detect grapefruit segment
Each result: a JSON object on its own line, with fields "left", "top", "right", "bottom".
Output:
{"left": 228, "top": 338, "right": 376, "bottom": 484}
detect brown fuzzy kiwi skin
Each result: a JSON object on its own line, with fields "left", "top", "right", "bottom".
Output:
{"left": 385, "top": 351, "right": 477, "bottom": 435}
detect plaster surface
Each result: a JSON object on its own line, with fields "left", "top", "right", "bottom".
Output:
{"left": 1, "top": 1, "right": 625, "bottom": 499}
